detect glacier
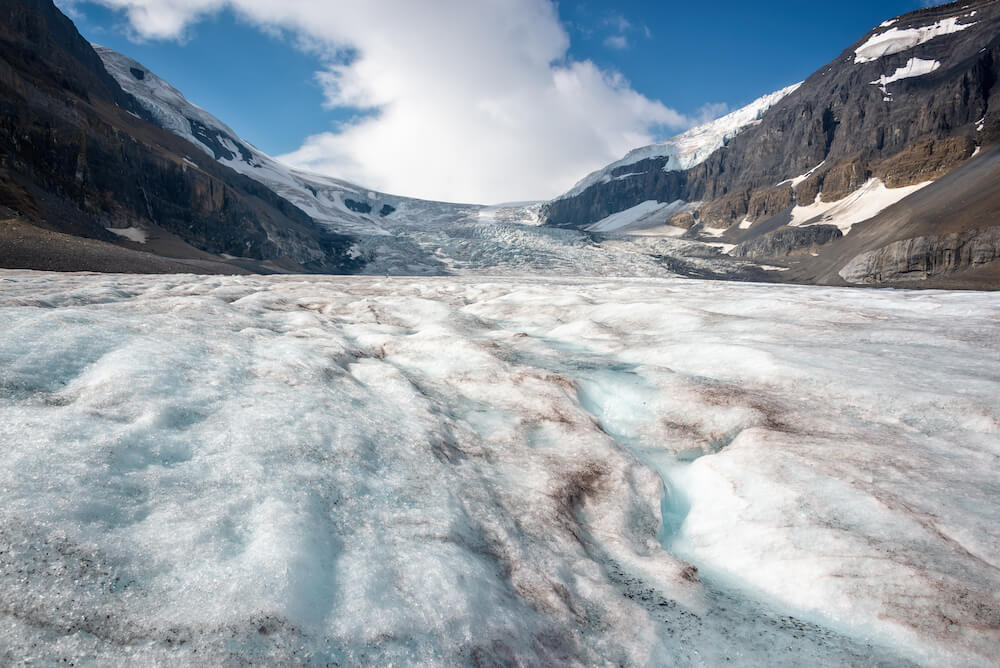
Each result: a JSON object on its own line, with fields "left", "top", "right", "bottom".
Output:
{"left": 1, "top": 270, "right": 997, "bottom": 666}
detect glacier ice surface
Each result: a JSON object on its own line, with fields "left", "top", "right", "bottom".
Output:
{"left": 0, "top": 272, "right": 998, "bottom": 665}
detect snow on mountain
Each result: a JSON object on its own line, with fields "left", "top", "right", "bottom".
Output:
{"left": 586, "top": 199, "right": 694, "bottom": 233}
{"left": 869, "top": 57, "right": 941, "bottom": 99}
{"left": 95, "top": 46, "right": 480, "bottom": 237}
{"left": 556, "top": 83, "right": 801, "bottom": 201}
{"left": 853, "top": 12, "right": 978, "bottom": 64}
{"left": 788, "top": 178, "right": 934, "bottom": 234}
{"left": 1, "top": 270, "right": 997, "bottom": 664}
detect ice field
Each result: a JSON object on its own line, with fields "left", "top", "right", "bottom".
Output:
{"left": 0, "top": 271, "right": 998, "bottom": 665}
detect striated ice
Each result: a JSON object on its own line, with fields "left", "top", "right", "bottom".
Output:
{"left": 0, "top": 272, "right": 997, "bottom": 665}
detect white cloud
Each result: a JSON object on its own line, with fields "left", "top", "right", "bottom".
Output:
{"left": 694, "top": 102, "right": 730, "bottom": 124}
{"left": 87, "top": 0, "right": 711, "bottom": 203}
{"left": 603, "top": 34, "right": 628, "bottom": 50}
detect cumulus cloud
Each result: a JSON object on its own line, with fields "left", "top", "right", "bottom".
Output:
{"left": 85, "top": 0, "right": 713, "bottom": 202}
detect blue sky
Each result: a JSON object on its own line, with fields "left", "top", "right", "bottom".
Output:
{"left": 63, "top": 0, "right": 946, "bottom": 202}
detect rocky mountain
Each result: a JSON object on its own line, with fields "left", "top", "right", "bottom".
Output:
{"left": 543, "top": 0, "right": 1000, "bottom": 289}
{"left": 94, "top": 46, "right": 481, "bottom": 238}
{"left": 0, "top": 0, "right": 360, "bottom": 273}
{"left": 2, "top": 0, "right": 997, "bottom": 287}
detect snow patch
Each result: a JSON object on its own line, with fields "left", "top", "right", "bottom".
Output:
{"left": 587, "top": 200, "right": 690, "bottom": 233}
{"left": 854, "top": 15, "right": 977, "bottom": 63}
{"left": 869, "top": 58, "right": 940, "bottom": 97}
{"left": 105, "top": 227, "right": 148, "bottom": 243}
{"left": 777, "top": 160, "right": 826, "bottom": 188}
{"left": 789, "top": 178, "right": 933, "bottom": 234}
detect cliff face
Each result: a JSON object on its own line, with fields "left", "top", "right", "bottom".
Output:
{"left": 542, "top": 0, "right": 1000, "bottom": 288}
{"left": 839, "top": 227, "right": 1000, "bottom": 283}
{"left": 731, "top": 226, "right": 843, "bottom": 260}
{"left": 546, "top": 1, "right": 1000, "bottom": 229}
{"left": 0, "top": 0, "right": 360, "bottom": 273}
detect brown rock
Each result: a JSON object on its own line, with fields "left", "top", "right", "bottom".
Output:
{"left": 820, "top": 159, "right": 871, "bottom": 201}
{"left": 668, "top": 211, "right": 695, "bottom": 229}
{"left": 747, "top": 184, "right": 794, "bottom": 222}
{"left": 795, "top": 172, "right": 823, "bottom": 205}
{"left": 699, "top": 190, "right": 749, "bottom": 228}
{"left": 875, "top": 136, "right": 976, "bottom": 188}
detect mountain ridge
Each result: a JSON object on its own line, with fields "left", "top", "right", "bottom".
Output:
{"left": 541, "top": 0, "right": 1000, "bottom": 288}
{"left": 0, "top": 0, "right": 361, "bottom": 274}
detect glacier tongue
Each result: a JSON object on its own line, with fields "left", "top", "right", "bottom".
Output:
{"left": 0, "top": 271, "right": 997, "bottom": 665}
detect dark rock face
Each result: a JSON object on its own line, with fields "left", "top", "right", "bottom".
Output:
{"left": 188, "top": 118, "right": 256, "bottom": 165}
{"left": 543, "top": 0, "right": 1000, "bottom": 230}
{"left": 839, "top": 227, "right": 1000, "bottom": 283}
{"left": 0, "top": 0, "right": 361, "bottom": 273}
{"left": 129, "top": 66, "right": 145, "bottom": 81}
{"left": 344, "top": 198, "right": 373, "bottom": 214}
{"left": 545, "top": 159, "right": 687, "bottom": 228}
{"left": 732, "top": 225, "right": 843, "bottom": 259}
{"left": 379, "top": 204, "right": 396, "bottom": 217}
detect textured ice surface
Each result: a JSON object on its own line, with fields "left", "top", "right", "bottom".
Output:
{"left": 0, "top": 272, "right": 997, "bottom": 666}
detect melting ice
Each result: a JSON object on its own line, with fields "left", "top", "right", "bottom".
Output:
{"left": 0, "top": 271, "right": 997, "bottom": 665}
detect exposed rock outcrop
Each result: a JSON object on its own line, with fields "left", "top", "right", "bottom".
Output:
{"left": 747, "top": 185, "right": 794, "bottom": 222}
{"left": 839, "top": 227, "right": 1000, "bottom": 283}
{"left": 874, "top": 136, "right": 977, "bottom": 187}
{"left": 668, "top": 211, "right": 696, "bottom": 229}
{"left": 732, "top": 225, "right": 843, "bottom": 259}
{"left": 699, "top": 191, "right": 749, "bottom": 228}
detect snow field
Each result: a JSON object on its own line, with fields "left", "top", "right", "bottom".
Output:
{"left": 789, "top": 178, "right": 934, "bottom": 234}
